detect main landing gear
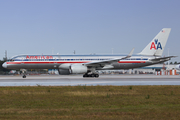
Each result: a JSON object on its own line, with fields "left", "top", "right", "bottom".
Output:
{"left": 83, "top": 73, "right": 99, "bottom": 78}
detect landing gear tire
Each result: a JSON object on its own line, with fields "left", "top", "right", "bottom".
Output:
{"left": 95, "top": 74, "right": 99, "bottom": 78}
{"left": 22, "top": 75, "right": 26, "bottom": 78}
{"left": 83, "top": 73, "right": 99, "bottom": 78}
{"left": 91, "top": 74, "right": 94, "bottom": 77}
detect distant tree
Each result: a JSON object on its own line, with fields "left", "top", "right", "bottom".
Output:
{"left": 174, "top": 61, "right": 178, "bottom": 64}
{"left": 3, "top": 57, "right": 7, "bottom": 61}
{"left": 170, "top": 62, "right": 173, "bottom": 64}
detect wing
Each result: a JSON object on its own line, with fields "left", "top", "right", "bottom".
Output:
{"left": 83, "top": 48, "right": 134, "bottom": 67}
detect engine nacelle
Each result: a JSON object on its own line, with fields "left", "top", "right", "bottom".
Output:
{"left": 70, "top": 64, "right": 88, "bottom": 74}
{"left": 58, "top": 69, "right": 70, "bottom": 75}
{"left": 59, "top": 64, "right": 71, "bottom": 69}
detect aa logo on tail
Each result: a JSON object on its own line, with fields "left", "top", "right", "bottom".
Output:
{"left": 150, "top": 39, "right": 162, "bottom": 50}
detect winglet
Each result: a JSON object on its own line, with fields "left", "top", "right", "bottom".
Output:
{"left": 128, "top": 48, "right": 134, "bottom": 57}
{"left": 122, "top": 48, "right": 135, "bottom": 60}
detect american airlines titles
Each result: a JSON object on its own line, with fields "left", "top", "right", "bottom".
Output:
{"left": 26, "top": 55, "right": 53, "bottom": 59}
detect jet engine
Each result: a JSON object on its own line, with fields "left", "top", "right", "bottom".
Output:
{"left": 69, "top": 64, "right": 88, "bottom": 74}
{"left": 58, "top": 64, "right": 88, "bottom": 74}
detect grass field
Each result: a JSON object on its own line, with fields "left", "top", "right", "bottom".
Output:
{"left": 0, "top": 85, "right": 180, "bottom": 120}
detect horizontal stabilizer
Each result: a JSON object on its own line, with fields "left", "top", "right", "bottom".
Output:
{"left": 150, "top": 56, "right": 177, "bottom": 62}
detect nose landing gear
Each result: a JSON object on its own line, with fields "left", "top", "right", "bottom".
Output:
{"left": 21, "top": 69, "right": 27, "bottom": 78}
{"left": 22, "top": 75, "right": 26, "bottom": 78}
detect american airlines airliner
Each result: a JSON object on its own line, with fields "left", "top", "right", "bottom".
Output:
{"left": 176, "top": 64, "right": 180, "bottom": 70}
{"left": 2, "top": 28, "right": 175, "bottom": 78}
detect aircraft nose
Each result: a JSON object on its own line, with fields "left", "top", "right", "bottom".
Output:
{"left": 175, "top": 65, "right": 179, "bottom": 70}
{"left": 2, "top": 62, "right": 7, "bottom": 68}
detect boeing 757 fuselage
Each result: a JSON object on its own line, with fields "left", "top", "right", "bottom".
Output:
{"left": 2, "top": 28, "right": 175, "bottom": 78}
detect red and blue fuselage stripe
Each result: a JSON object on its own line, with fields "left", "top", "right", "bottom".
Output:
{"left": 7, "top": 55, "right": 149, "bottom": 65}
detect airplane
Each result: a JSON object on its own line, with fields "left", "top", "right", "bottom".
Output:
{"left": 175, "top": 64, "right": 180, "bottom": 70}
{"left": 2, "top": 28, "right": 176, "bottom": 78}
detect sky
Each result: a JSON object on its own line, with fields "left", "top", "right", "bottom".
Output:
{"left": 0, "top": 0, "right": 180, "bottom": 62}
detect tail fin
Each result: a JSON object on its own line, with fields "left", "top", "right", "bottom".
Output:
{"left": 139, "top": 28, "right": 171, "bottom": 56}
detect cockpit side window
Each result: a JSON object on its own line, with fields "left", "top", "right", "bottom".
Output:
{"left": 8, "top": 59, "right": 14, "bottom": 62}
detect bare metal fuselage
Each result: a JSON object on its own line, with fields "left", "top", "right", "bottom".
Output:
{"left": 3, "top": 55, "right": 165, "bottom": 70}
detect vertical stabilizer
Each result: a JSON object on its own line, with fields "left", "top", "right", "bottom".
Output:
{"left": 139, "top": 28, "right": 171, "bottom": 56}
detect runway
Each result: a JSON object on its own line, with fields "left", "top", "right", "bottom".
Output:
{"left": 0, "top": 74, "right": 180, "bottom": 86}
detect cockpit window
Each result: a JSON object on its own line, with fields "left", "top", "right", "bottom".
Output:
{"left": 8, "top": 59, "right": 14, "bottom": 62}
